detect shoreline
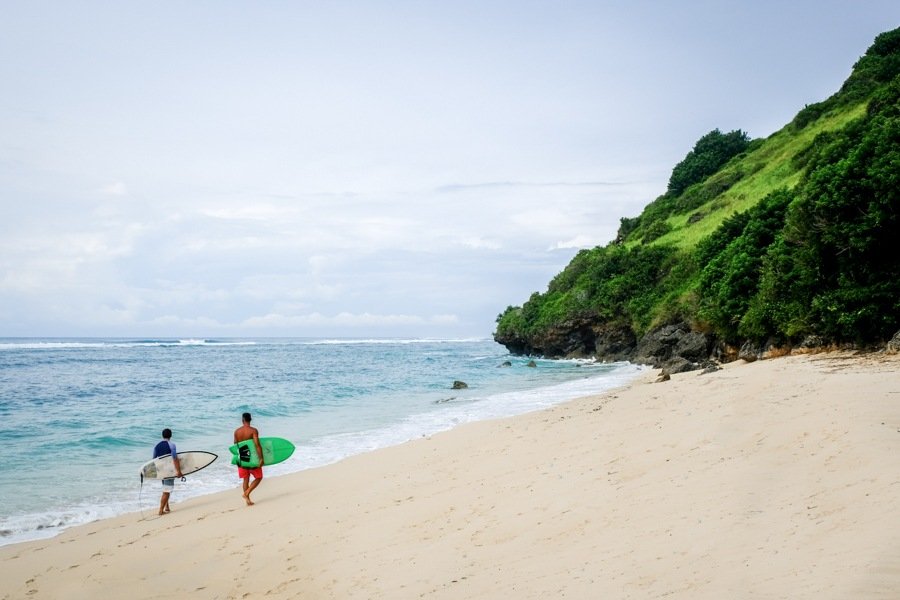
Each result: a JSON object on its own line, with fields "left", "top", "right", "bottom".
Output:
{"left": 0, "top": 357, "right": 644, "bottom": 549}
{"left": 2, "top": 351, "right": 898, "bottom": 599}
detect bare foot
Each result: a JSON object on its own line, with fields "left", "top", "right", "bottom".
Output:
{"left": 243, "top": 492, "right": 255, "bottom": 506}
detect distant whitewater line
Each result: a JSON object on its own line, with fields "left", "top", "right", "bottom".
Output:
{"left": 0, "top": 339, "right": 258, "bottom": 350}
{"left": 0, "top": 337, "right": 496, "bottom": 350}
{"left": 307, "top": 337, "right": 490, "bottom": 345}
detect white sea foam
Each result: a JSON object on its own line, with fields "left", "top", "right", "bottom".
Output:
{"left": 282, "top": 361, "right": 643, "bottom": 471}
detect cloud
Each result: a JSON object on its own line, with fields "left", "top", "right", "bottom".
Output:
{"left": 4, "top": 2, "right": 895, "bottom": 338}
{"left": 148, "top": 314, "right": 226, "bottom": 330}
{"left": 550, "top": 235, "right": 602, "bottom": 251}
{"left": 457, "top": 236, "right": 502, "bottom": 250}
{"left": 199, "top": 204, "right": 301, "bottom": 221}
{"left": 241, "top": 311, "right": 458, "bottom": 330}
{"left": 100, "top": 181, "right": 128, "bottom": 196}
{"left": 435, "top": 180, "right": 629, "bottom": 193}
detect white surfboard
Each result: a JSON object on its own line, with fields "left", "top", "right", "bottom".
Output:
{"left": 140, "top": 451, "right": 217, "bottom": 480}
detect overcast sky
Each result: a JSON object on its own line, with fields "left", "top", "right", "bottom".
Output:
{"left": 1, "top": 2, "right": 897, "bottom": 339}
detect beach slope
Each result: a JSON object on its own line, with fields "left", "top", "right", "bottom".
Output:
{"left": 2, "top": 352, "right": 898, "bottom": 599}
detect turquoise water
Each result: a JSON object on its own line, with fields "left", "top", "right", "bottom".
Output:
{"left": 0, "top": 338, "right": 643, "bottom": 546}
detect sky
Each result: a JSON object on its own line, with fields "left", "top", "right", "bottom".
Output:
{"left": 1, "top": 1, "right": 898, "bottom": 339}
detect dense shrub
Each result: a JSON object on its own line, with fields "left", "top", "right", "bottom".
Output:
{"left": 700, "top": 69, "right": 900, "bottom": 343}
{"left": 696, "top": 189, "right": 793, "bottom": 342}
{"left": 792, "top": 101, "right": 831, "bottom": 130}
{"left": 640, "top": 220, "right": 672, "bottom": 244}
{"left": 838, "top": 27, "right": 900, "bottom": 104}
{"left": 763, "top": 77, "right": 900, "bottom": 341}
{"left": 793, "top": 28, "right": 900, "bottom": 131}
{"left": 615, "top": 216, "right": 640, "bottom": 242}
{"left": 667, "top": 129, "right": 751, "bottom": 197}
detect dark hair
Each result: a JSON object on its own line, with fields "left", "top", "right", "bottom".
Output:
{"left": 242, "top": 412, "right": 252, "bottom": 423}
{"left": 162, "top": 428, "right": 172, "bottom": 439}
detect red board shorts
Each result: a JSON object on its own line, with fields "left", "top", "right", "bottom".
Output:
{"left": 238, "top": 466, "right": 263, "bottom": 479}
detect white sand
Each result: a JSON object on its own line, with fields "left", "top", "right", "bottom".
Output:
{"left": 2, "top": 351, "right": 898, "bottom": 599}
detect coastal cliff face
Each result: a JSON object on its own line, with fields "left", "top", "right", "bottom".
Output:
{"left": 494, "top": 27, "right": 900, "bottom": 366}
{"left": 495, "top": 319, "right": 716, "bottom": 372}
{"left": 496, "top": 316, "right": 900, "bottom": 375}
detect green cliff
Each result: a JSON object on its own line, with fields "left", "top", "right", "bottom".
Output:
{"left": 494, "top": 27, "right": 900, "bottom": 366}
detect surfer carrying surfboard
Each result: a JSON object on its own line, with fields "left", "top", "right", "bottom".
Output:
{"left": 234, "top": 412, "right": 264, "bottom": 506}
{"left": 152, "top": 428, "right": 182, "bottom": 515}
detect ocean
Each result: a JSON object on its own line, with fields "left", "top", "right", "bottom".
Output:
{"left": 0, "top": 337, "right": 643, "bottom": 547}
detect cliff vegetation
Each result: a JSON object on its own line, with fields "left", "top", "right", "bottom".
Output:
{"left": 494, "top": 28, "right": 900, "bottom": 368}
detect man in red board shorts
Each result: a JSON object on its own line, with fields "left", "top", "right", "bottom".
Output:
{"left": 234, "top": 412, "right": 264, "bottom": 506}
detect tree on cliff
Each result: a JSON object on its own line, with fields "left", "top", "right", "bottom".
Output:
{"left": 666, "top": 129, "right": 751, "bottom": 197}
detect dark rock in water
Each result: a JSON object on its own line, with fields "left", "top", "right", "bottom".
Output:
{"left": 499, "top": 360, "right": 512, "bottom": 367}
{"left": 435, "top": 397, "right": 455, "bottom": 404}
{"left": 526, "top": 360, "right": 537, "bottom": 368}
{"left": 887, "top": 330, "right": 900, "bottom": 354}
{"left": 452, "top": 380, "right": 468, "bottom": 389}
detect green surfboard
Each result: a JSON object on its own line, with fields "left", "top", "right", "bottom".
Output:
{"left": 229, "top": 437, "right": 295, "bottom": 468}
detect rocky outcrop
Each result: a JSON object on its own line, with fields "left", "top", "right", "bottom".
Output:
{"left": 494, "top": 320, "right": 719, "bottom": 373}
{"left": 592, "top": 324, "right": 638, "bottom": 362}
{"left": 657, "top": 356, "right": 696, "bottom": 375}
{"left": 887, "top": 330, "right": 900, "bottom": 354}
{"left": 738, "top": 340, "right": 765, "bottom": 362}
{"left": 493, "top": 317, "right": 638, "bottom": 359}
{"left": 798, "top": 335, "right": 826, "bottom": 350}
{"left": 495, "top": 318, "right": 898, "bottom": 370}
{"left": 493, "top": 316, "right": 597, "bottom": 357}
{"left": 632, "top": 322, "right": 716, "bottom": 371}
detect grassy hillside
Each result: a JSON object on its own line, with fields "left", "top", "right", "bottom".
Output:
{"left": 495, "top": 27, "right": 900, "bottom": 358}
{"left": 644, "top": 102, "right": 868, "bottom": 250}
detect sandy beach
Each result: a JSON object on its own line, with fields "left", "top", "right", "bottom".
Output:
{"left": 2, "top": 351, "right": 898, "bottom": 599}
